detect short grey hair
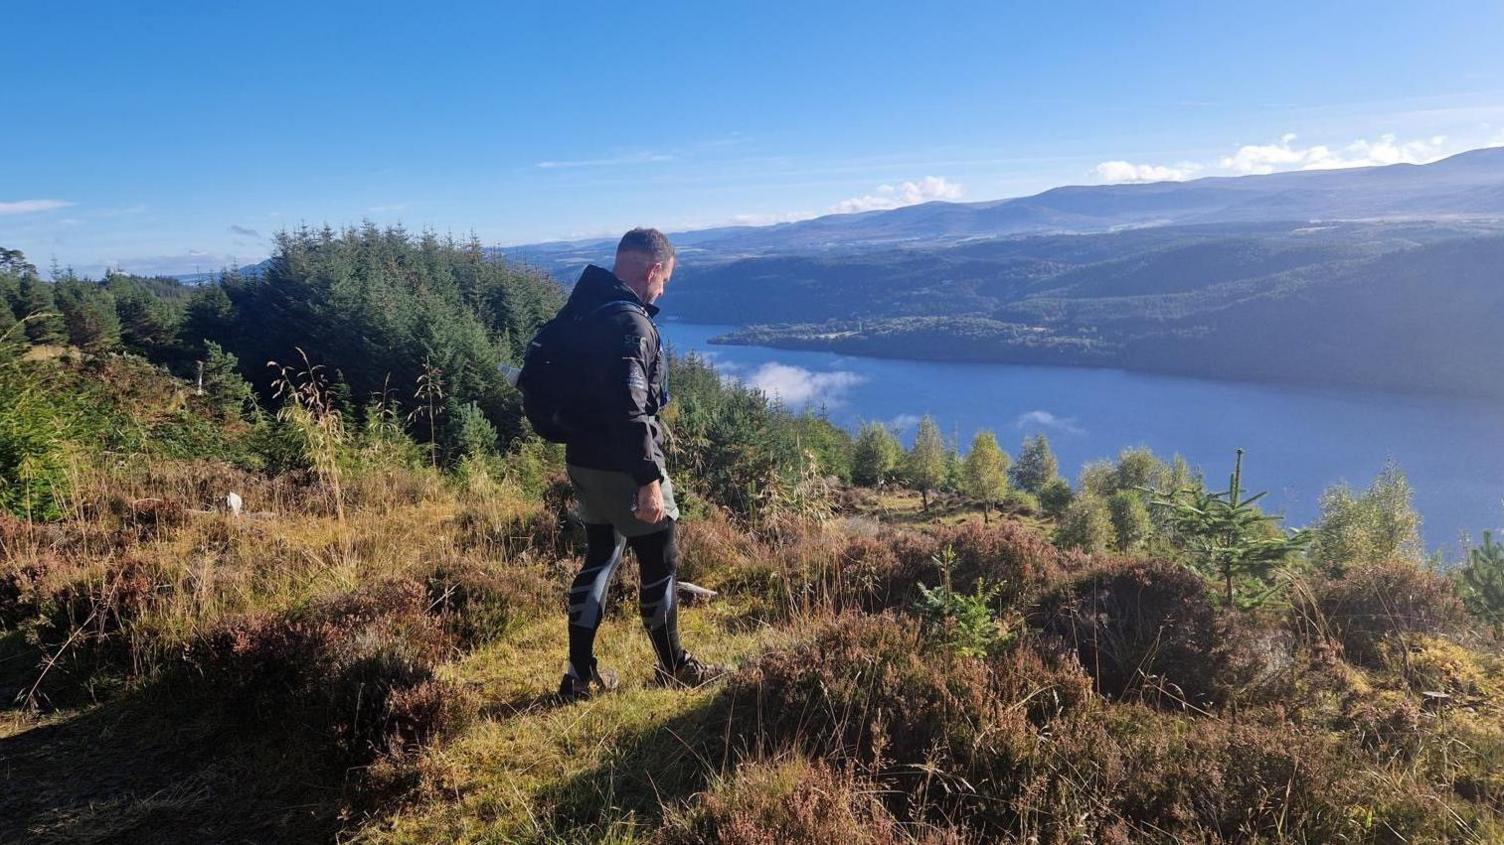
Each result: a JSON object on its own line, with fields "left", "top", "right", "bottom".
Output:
{"left": 616, "top": 227, "right": 675, "bottom": 264}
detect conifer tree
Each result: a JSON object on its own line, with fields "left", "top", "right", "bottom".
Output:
{"left": 1458, "top": 532, "right": 1504, "bottom": 638}
{"left": 201, "top": 341, "right": 255, "bottom": 419}
{"left": 0, "top": 275, "right": 20, "bottom": 321}
{"left": 1011, "top": 433, "right": 1059, "bottom": 494}
{"left": 1151, "top": 450, "right": 1311, "bottom": 608}
{"left": 55, "top": 281, "right": 121, "bottom": 354}
{"left": 961, "top": 430, "right": 1010, "bottom": 523}
{"left": 905, "top": 415, "right": 947, "bottom": 512}
{"left": 0, "top": 301, "right": 20, "bottom": 363}
{"left": 180, "top": 283, "right": 236, "bottom": 353}
{"left": 17, "top": 275, "right": 64, "bottom": 345}
{"left": 108, "top": 273, "right": 179, "bottom": 357}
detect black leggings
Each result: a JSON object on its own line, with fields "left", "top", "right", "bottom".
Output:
{"left": 567, "top": 521, "right": 683, "bottom": 672}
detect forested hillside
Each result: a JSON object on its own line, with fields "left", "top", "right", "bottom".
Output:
{"left": 3, "top": 232, "right": 1504, "bottom": 842}
{"left": 706, "top": 222, "right": 1504, "bottom": 397}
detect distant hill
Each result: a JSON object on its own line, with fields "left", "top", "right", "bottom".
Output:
{"left": 174, "top": 258, "right": 273, "bottom": 284}
{"left": 712, "top": 223, "right": 1504, "bottom": 398}
{"left": 507, "top": 147, "right": 1504, "bottom": 276}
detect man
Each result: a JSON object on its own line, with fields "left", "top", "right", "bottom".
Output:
{"left": 556, "top": 227, "right": 725, "bottom": 702}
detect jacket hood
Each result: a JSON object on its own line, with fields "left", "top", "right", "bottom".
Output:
{"left": 563, "top": 264, "right": 660, "bottom": 318}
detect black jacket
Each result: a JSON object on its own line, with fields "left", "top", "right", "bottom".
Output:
{"left": 561, "top": 264, "right": 669, "bottom": 485}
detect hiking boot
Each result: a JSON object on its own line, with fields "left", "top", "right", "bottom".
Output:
{"left": 652, "top": 652, "right": 729, "bottom": 689}
{"left": 557, "top": 660, "right": 620, "bottom": 703}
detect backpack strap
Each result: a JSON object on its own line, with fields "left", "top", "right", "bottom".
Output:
{"left": 586, "top": 300, "right": 658, "bottom": 348}
{"left": 585, "top": 299, "right": 665, "bottom": 403}
{"left": 587, "top": 300, "right": 650, "bottom": 322}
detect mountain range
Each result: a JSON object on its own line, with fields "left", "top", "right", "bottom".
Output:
{"left": 507, "top": 146, "right": 1504, "bottom": 270}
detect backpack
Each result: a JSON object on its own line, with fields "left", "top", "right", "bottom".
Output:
{"left": 516, "top": 300, "right": 649, "bottom": 443}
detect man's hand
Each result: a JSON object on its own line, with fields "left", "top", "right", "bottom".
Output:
{"left": 635, "top": 480, "right": 666, "bottom": 524}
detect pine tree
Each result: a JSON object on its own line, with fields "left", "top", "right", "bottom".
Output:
{"left": 0, "top": 300, "right": 20, "bottom": 363}
{"left": 448, "top": 399, "right": 499, "bottom": 460}
{"left": 17, "top": 275, "right": 64, "bottom": 345}
{"left": 1011, "top": 433, "right": 1059, "bottom": 494}
{"left": 961, "top": 430, "right": 1010, "bottom": 523}
{"left": 0, "top": 273, "right": 20, "bottom": 321}
{"left": 1151, "top": 450, "right": 1311, "bottom": 609}
{"left": 904, "top": 415, "right": 947, "bottom": 512}
{"left": 201, "top": 341, "right": 255, "bottom": 419}
{"left": 1458, "top": 532, "right": 1504, "bottom": 639}
{"left": 55, "top": 281, "right": 121, "bottom": 354}
{"left": 851, "top": 421, "right": 901, "bottom": 486}
{"left": 108, "top": 273, "right": 180, "bottom": 357}
{"left": 180, "top": 282, "right": 236, "bottom": 353}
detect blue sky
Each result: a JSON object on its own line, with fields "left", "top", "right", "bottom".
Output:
{"left": 3, "top": 1, "right": 1503, "bottom": 276}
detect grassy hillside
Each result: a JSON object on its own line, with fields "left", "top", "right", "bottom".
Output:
{"left": 3, "top": 336, "right": 1504, "bottom": 844}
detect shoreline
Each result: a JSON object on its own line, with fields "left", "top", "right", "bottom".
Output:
{"left": 702, "top": 328, "right": 1504, "bottom": 408}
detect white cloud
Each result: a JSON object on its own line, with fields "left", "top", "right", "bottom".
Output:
{"left": 1220, "top": 133, "right": 1449, "bottom": 175}
{"left": 738, "top": 362, "right": 864, "bottom": 407}
{"left": 1094, "top": 160, "right": 1203, "bottom": 184}
{"left": 885, "top": 413, "right": 921, "bottom": 433}
{"left": 727, "top": 210, "right": 820, "bottom": 227}
{"left": 831, "top": 176, "right": 964, "bottom": 214}
{"left": 0, "top": 199, "right": 73, "bottom": 215}
{"left": 536, "top": 152, "right": 675, "bottom": 169}
{"left": 1015, "top": 410, "right": 1084, "bottom": 435}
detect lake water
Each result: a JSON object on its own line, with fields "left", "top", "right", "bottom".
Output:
{"left": 662, "top": 321, "right": 1504, "bottom": 554}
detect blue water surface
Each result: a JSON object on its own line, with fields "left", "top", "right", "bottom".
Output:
{"left": 662, "top": 322, "right": 1504, "bottom": 554}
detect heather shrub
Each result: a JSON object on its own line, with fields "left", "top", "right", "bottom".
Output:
{"left": 20, "top": 555, "right": 170, "bottom": 697}
{"left": 186, "top": 579, "right": 472, "bottom": 761}
{"left": 887, "top": 521, "right": 1068, "bottom": 610}
{"left": 106, "top": 494, "right": 189, "bottom": 542}
{"left": 1089, "top": 709, "right": 1417, "bottom": 843}
{"left": 712, "top": 614, "right": 1456, "bottom": 842}
{"left": 424, "top": 558, "right": 553, "bottom": 647}
{"left": 0, "top": 540, "right": 58, "bottom": 624}
{"left": 661, "top": 757, "right": 905, "bottom": 845}
{"left": 1039, "top": 556, "right": 1241, "bottom": 708}
{"left": 1300, "top": 558, "right": 1466, "bottom": 666}
{"left": 678, "top": 509, "right": 762, "bottom": 588}
{"left": 719, "top": 614, "right": 1095, "bottom": 803}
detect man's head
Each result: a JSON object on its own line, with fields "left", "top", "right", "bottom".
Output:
{"left": 612, "top": 227, "right": 675, "bottom": 304}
